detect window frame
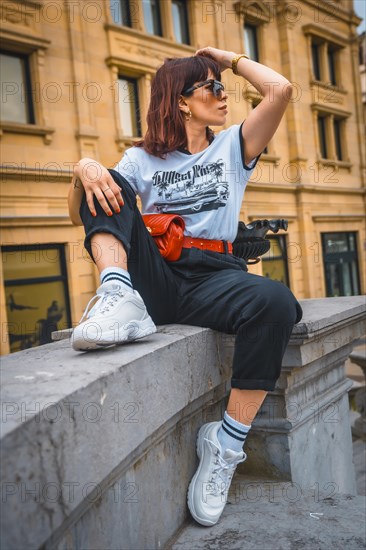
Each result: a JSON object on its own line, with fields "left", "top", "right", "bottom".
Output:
{"left": 117, "top": 74, "right": 142, "bottom": 138}
{"left": 109, "top": 0, "right": 132, "bottom": 26}
{"left": 261, "top": 235, "right": 290, "bottom": 288}
{"left": 311, "top": 41, "right": 322, "bottom": 81}
{"left": 0, "top": 33, "right": 54, "bottom": 143}
{"left": 321, "top": 232, "right": 361, "bottom": 297}
{"left": 327, "top": 46, "right": 337, "bottom": 86}
{"left": 314, "top": 109, "right": 348, "bottom": 163}
{"left": 2, "top": 243, "right": 72, "bottom": 352}
{"left": 142, "top": 0, "right": 163, "bottom": 36}
{"left": 333, "top": 117, "right": 343, "bottom": 161}
{"left": 171, "top": 0, "right": 190, "bottom": 45}
{"left": 304, "top": 25, "right": 346, "bottom": 89}
{"left": 1, "top": 50, "right": 35, "bottom": 125}
{"left": 317, "top": 114, "right": 328, "bottom": 159}
{"left": 244, "top": 23, "right": 260, "bottom": 62}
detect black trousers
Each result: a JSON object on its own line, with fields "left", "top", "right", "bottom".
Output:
{"left": 80, "top": 170, "right": 303, "bottom": 391}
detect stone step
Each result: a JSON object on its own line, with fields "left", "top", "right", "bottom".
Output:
{"left": 170, "top": 478, "right": 366, "bottom": 550}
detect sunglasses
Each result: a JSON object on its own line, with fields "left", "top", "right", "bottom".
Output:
{"left": 182, "top": 79, "right": 225, "bottom": 98}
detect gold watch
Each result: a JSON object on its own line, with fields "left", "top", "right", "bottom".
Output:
{"left": 231, "top": 54, "right": 250, "bottom": 75}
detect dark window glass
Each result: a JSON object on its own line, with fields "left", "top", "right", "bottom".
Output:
{"left": 261, "top": 236, "right": 290, "bottom": 288}
{"left": 172, "top": 0, "right": 190, "bottom": 44}
{"left": 118, "top": 76, "right": 141, "bottom": 136}
{"left": 327, "top": 48, "right": 337, "bottom": 85}
{"left": 333, "top": 118, "right": 343, "bottom": 161}
{"left": 110, "top": 1, "right": 132, "bottom": 26}
{"left": 142, "top": 0, "right": 162, "bottom": 36}
{"left": 244, "top": 25, "right": 259, "bottom": 62}
{"left": 317, "top": 115, "right": 327, "bottom": 158}
{"left": 2, "top": 245, "right": 71, "bottom": 353}
{"left": 311, "top": 42, "right": 321, "bottom": 80}
{"left": 359, "top": 39, "right": 365, "bottom": 65}
{"left": 322, "top": 233, "right": 360, "bottom": 297}
{"left": 0, "top": 51, "right": 34, "bottom": 124}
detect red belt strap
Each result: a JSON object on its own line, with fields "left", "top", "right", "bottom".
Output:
{"left": 182, "top": 236, "right": 232, "bottom": 254}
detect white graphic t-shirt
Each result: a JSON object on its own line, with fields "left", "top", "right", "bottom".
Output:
{"left": 114, "top": 123, "right": 260, "bottom": 242}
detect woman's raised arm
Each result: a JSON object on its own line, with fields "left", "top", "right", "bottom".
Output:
{"left": 196, "top": 47, "right": 293, "bottom": 167}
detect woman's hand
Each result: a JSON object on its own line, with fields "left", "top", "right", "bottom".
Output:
{"left": 195, "top": 47, "right": 236, "bottom": 72}
{"left": 73, "top": 158, "right": 124, "bottom": 217}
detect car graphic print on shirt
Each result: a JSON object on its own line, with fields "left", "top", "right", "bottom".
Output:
{"left": 152, "top": 159, "right": 229, "bottom": 214}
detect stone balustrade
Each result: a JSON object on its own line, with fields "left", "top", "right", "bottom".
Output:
{"left": 349, "top": 345, "right": 366, "bottom": 439}
{"left": 1, "top": 296, "right": 365, "bottom": 550}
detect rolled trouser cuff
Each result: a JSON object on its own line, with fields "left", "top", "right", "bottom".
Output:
{"left": 231, "top": 377, "right": 276, "bottom": 391}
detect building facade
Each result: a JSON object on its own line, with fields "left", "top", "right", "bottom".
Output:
{"left": 0, "top": 0, "right": 365, "bottom": 354}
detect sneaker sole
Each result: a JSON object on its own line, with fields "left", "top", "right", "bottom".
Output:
{"left": 71, "top": 317, "right": 157, "bottom": 351}
{"left": 187, "top": 422, "right": 220, "bottom": 527}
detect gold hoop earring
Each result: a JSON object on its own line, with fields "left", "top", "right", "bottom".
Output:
{"left": 185, "top": 110, "right": 192, "bottom": 121}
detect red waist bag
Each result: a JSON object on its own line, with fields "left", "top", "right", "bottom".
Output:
{"left": 142, "top": 213, "right": 185, "bottom": 262}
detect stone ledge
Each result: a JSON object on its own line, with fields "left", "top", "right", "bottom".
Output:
{"left": 1, "top": 297, "right": 365, "bottom": 550}
{"left": 1, "top": 325, "right": 233, "bottom": 550}
{"left": 289, "top": 296, "right": 365, "bottom": 339}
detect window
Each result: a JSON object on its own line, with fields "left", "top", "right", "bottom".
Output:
{"left": 327, "top": 47, "right": 337, "bottom": 86}
{"left": 2, "top": 245, "right": 71, "bottom": 353}
{"left": 110, "top": 0, "right": 132, "bottom": 26}
{"left": 261, "top": 236, "right": 290, "bottom": 287}
{"left": 172, "top": 0, "right": 190, "bottom": 44}
{"left": 317, "top": 114, "right": 327, "bottom": 159}
{"left": 310, "top": 38, "right": 340, "bottom": 85}
{"left": 142, "top": 0, "right": 162, "bottom": 36}
{"left": 322, "top": 232, "right": 360, "bottom": 297}
{"left": 0, "top": 51, "right": 34, "bottom": 124}
{"left": 316, "top": 112, "right": 346, "bottom": 161}
{"left": 117, "top": 76, "right": 141, "bottom": 137}
{"left": 311, "top": 42, "right": 321, "bottom": 81}
{"left": 244, "top": 24, "right": 259, "bottom": 62}
{"left": 333, "top": 118, "right": 343, "bottom": 160}
{"left": 358, "top": 33, "right": 365, "bottom": 66}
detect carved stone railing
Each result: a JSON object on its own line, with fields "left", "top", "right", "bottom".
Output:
{"left": 349, "top": 345, "right": 366, "bottom": 439}
{"left": 1, "top": 296, "right": 365, "bottom": 550}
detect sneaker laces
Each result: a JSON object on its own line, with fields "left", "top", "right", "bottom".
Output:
{"left": 79, "top": 283, "right": 126, "bottom": 323}
{"left": 205, "top": 439, "right": 246, "bottom": 497}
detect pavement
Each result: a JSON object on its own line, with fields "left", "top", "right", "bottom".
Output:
{"left": 171, "top": 469, "right": 366, "bottom": 549}
{"left": 353, "top": 438, "right": 366, "bottom": 497}
{"left": 170, "top": 421, "right": 366, "bottom": 550}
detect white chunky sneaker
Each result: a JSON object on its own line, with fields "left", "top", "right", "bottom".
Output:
{"left": 187, "top": 421, "right": 246, "bottom": 526}
{"left": 71, "top": 281, "right": 156, "bottom": 351}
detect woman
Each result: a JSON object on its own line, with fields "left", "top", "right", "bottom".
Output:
{"left": 68, "top": 47, "right": 303, "bottom": 527}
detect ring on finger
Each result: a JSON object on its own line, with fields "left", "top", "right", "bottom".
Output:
{"left": 102, "top": 186, "right": 110, "bottom": 192}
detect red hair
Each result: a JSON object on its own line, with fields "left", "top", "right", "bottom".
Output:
{"left": 135, "top": 54, "right": 221, "bottom": 158}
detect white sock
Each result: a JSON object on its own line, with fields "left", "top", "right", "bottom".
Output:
{"left": 217, "top": 411, "right": 251, "bottom": 453}
{"left": 100, "top": 267, "right": 133, "bottom": 292}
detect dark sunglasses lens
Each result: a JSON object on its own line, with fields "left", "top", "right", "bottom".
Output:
{"left": 212, "top": 82, "right": 224, "bottom": 97}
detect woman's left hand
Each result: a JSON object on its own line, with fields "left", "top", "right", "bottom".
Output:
{"left": 195, "top": 47, "right": 236, "bottom": 72}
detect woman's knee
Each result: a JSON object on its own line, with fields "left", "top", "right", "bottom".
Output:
{"left": 252, "top": 278, "right": 301, "bottom": 325}
{"left": 108, "top": 169, "right": 136, "bottom": 205}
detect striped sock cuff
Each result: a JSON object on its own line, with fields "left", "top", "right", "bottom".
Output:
{"left": 101, "top": 270, "right": 133, "bottom": 289}
{"left": 222, "top": 412, "right": 250, "bottom": 442}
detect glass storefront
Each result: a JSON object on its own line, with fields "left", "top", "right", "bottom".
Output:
{"left": 2, "top": 245, "right": 71, "bottom": 353}
{"left": 321, "top": 232, "right": 360, "bottom": 297}
{"left": 261, "top": 235, "right": 290, "bottom": 287}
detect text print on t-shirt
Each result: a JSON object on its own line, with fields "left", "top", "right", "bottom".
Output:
{"left": 151, "top": 159, "right": 229, "bottom": 215}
